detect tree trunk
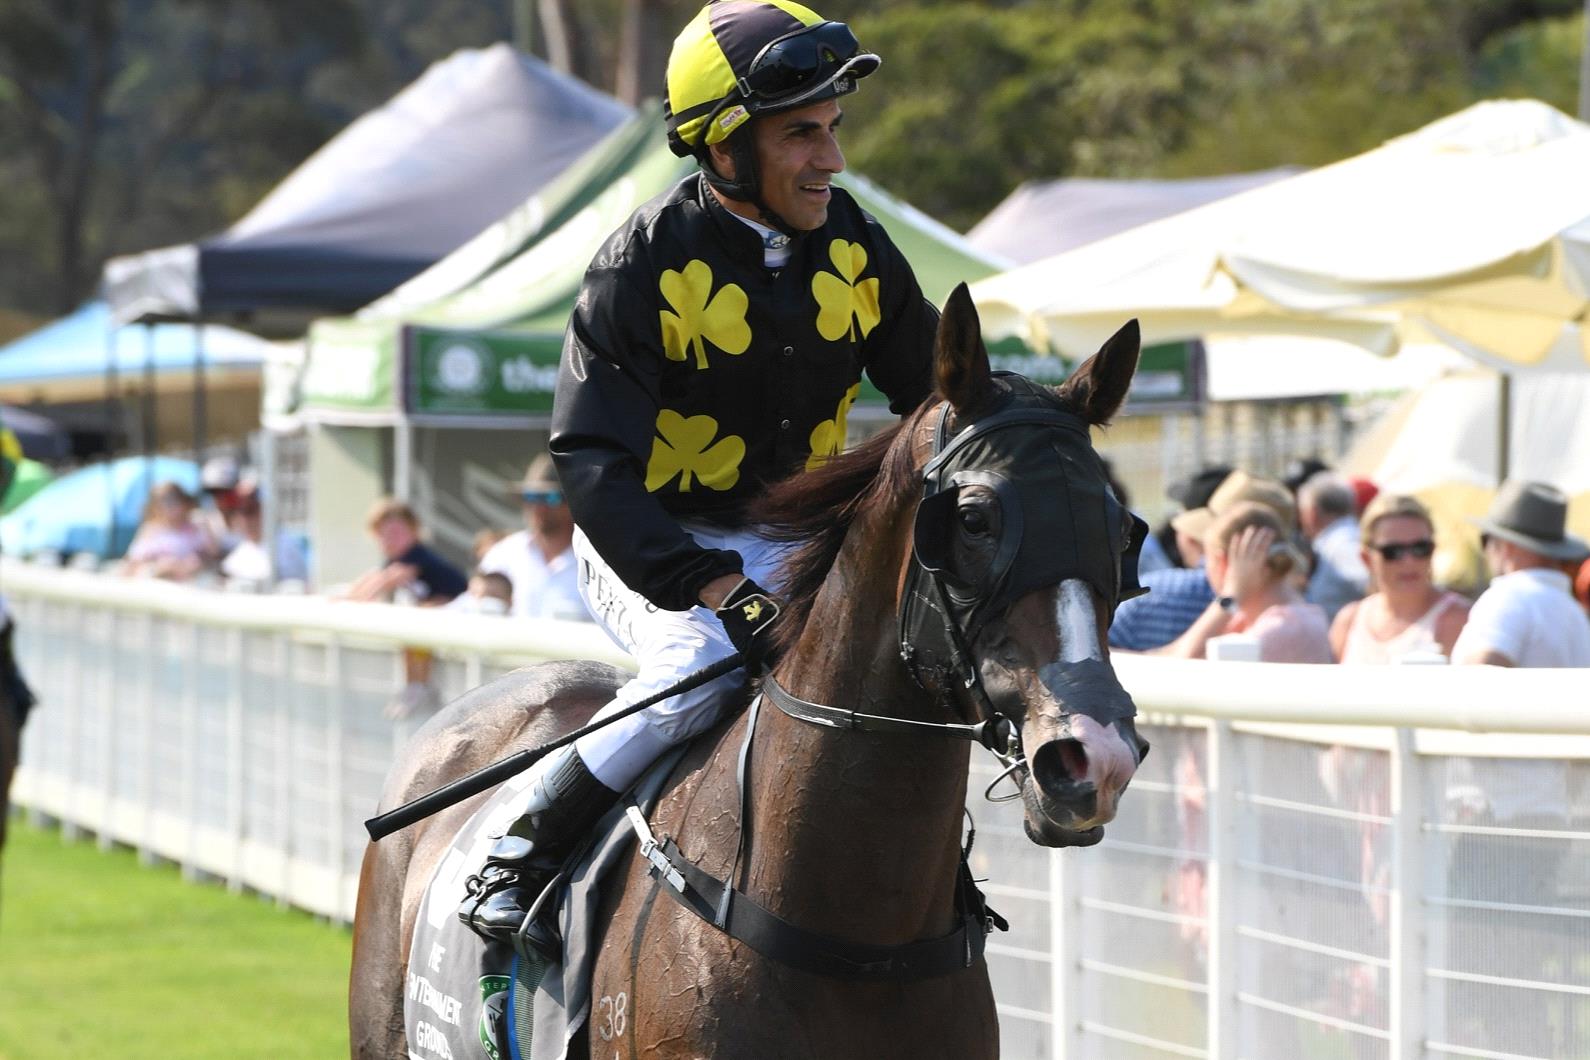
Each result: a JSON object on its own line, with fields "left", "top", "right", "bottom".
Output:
{"left": 50, "top": 2, "right": 118, "bottom": 314}
{"left": 537, "top": 0, "right": 575, "bottom": 73}
{"left": 616, "top": 0, "right": 669, "bottom": 105}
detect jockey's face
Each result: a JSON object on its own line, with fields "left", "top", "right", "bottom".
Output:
{"left": 752, "top": 98, "right": 846, "bottom": 232}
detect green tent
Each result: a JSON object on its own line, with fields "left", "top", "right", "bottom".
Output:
{"left": 301, "top": 102, "right": 1034, "bottom": 426}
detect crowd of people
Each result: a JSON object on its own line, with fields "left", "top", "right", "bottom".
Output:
{"left": 1110, "top": 460, "right": 1590, "bottom": 669}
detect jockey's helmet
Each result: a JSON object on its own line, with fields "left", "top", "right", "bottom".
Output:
{"left": 664, "top": 1, "right": 879, "bottom": 210}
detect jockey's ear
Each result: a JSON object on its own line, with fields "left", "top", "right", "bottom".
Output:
{"left": 1055, "top": 319, "right": 1140, "bottom": 427}
{"left": 933, "top": 283, "right": 994, "bottom": 418}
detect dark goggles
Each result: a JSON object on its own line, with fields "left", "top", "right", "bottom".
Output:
{"left": 738, "top": 20, "right": 878, "bottom": 105}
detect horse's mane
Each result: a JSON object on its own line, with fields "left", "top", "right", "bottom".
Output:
{"left": 750, "top": 401, "right": 935, "bottom": 650}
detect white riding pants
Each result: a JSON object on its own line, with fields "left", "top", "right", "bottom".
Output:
{"left": 571, "top": 522, "right": 788, "bottom": 792}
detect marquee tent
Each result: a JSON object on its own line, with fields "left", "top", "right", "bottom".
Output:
{"left": 103, "top": 44, "right": 629, "bottom": 335}
{"left": 1341, "top": 370, "right": 1590, "bottom": 590}
{"left": 299, "top": 102, "right": 1013, "bottom": 426}
{"left": 966, "top": 168, "right": 1301, "bottom": 266}
{"left": 969, "top": 100, "right": 1590, "bottom": 374}
{"left": 0, "top": 302, "right": 271, "bottom": 404}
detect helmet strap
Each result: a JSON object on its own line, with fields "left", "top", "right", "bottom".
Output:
{"left": 697, "top": 132, "right": 800, "bottom": 238}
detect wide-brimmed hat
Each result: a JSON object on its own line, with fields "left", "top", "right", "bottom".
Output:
{"left": 1171, "top": 470, "right": 1296, "bottom": 540}
{"left": 1471, "top": 480, "right": 1589, "bottom": 562}
{"left": 518, "top": 453, "right": 561, "bottom": 495}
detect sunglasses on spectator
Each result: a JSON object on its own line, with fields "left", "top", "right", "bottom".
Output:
{"left": 1370, "top": 539, "right": 1435, "bottom": 561}
{"left": 521, "top": 490, "right": 564, "bottom": 506}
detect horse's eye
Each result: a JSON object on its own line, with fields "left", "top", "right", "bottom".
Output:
{"left": 959, "top": 506, "right": 992, "bottom": 536}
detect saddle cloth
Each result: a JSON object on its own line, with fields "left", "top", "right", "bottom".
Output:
{"left": 404, "top": 745, "right": 688, "bottom": 1060}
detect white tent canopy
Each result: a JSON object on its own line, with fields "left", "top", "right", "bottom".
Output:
{"left": 970, "top": 100, "right": 1590, "bottom": 374}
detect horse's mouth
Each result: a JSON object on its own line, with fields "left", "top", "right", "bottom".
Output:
{"left": 1023, "top": 815, "right": 1105, "bottom": 848}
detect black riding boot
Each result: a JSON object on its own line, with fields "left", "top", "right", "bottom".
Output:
{"left": 459, "top": 746, "right": 617, "bottom": 951}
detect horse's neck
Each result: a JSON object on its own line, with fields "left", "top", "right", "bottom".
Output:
{"left": 744, "top": 509, "right": 970, "bottom": 943}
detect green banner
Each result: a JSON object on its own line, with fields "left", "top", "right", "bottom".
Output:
{"left": 300, "top": 317, "right": 397, "bottom": 417}
{"left": 406, "top": 325, "right": 562, "bottom": 417}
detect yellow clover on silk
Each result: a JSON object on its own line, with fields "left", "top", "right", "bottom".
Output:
{"left": 645, "top": 409, "right": 745, "bottom": 493}
{"left": 812, "top": 239, "right": 881, "bottom": 343}
{"left": 659, "top": 259, "right": 751, "bottom": 371}
{"left": 805, "top": 383, "right": 861, "bottom": 471}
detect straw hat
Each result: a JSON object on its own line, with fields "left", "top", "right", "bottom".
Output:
{"left": 1471, "top": 480, "right": 1589, "bottom": 562}
{"left": 1170, "top": 470, "right": 1296, "bottom": 540}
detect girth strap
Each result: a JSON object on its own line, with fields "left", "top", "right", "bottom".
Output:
{"left": 646, "top": 835, "right": 992, "bottom": 982}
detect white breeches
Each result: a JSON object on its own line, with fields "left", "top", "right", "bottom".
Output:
{"left": 571, "top": 522, "right": 788, "bottom": 792}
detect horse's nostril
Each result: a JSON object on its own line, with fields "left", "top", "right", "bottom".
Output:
{"left": 1031, "top": 737, "right": 1089, "bottom": 792}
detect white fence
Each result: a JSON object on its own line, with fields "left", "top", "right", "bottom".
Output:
{"left": 9, "top": 560, "right": 1588, "bottom": 1060}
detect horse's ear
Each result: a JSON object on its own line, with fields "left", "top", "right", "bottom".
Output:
{"left": 933, "top": 283, "right": 994, "bottom": 417}
{"left": 1055, "top": 318, "right": 1140, "bottom": 426}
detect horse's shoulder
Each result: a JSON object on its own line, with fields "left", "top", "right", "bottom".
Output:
{"left": 645, "top": 705, "right": 757, "bottom": 878}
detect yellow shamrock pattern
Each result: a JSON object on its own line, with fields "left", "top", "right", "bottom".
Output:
{"left": 645, "top": 409, "right": 745, "bottom": 493}
{"left": 659, "top": 259, "right": 751, "bottom": 370}
{"left": 805, "top": 383, "right": 861, "bottom": 471}
{"left": 812, "top": 239, "right": 881, "bottom": 342}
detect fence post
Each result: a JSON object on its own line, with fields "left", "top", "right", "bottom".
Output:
{"left": 62, "top": 601, "right": 85, "bottom": 841}
{"left": 328, "top": 638, "right": 347, "bottom": 921}
{"left": 1390, "top": 727, "right": 1426, "bottom": 1059}
{"left": 98, "top": 606, "right": 118, "bottom": 850}
{"left": 138, "top": 612, "right": 157, "bottom": 865}
{"left": 182, "top": 621, "right": 201, "bottom": 881}
{"left": 274, "top": 632, "right": 292, "bottom": 910}
{"left": 1050, "top": 845, "right": 1085, "bottom": 1059}
{"left": 1207, "top": 719, "right": 1240, "bottom": 1060}
{"left": 225, "top": 626, "right": 245, "bottom": 892}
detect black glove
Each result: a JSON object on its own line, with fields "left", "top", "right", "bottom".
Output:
{"left": 713, "top": 577, "right": 784, "bottom": 674}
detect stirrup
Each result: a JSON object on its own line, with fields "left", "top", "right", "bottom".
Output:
{"left": 513, "top": 873, "right": 568, "bottom": 963}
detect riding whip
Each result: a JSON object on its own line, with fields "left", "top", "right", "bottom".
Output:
{"left": 364, "top": 651, "right": 745, "bottom": 841}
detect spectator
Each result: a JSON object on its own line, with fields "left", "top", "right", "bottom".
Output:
{"left": 1297, "top": 470, "right": 1370, "bottom": 622}
{"left": 447, "top": 570, "right": 514, "bottom": 616}
{"left": 343, "top": 498, "right": 468, "bottom": 720}
{"left": 1330, "top": 493, "right": 1469, "bottom": 663}
{"left": 1574, "top": 556, "right": 1590, "bottom": 618}
{"left": 1451, "top": 480, "right": 1590, "bottom": 667}
{"left": 343, "top": 498, "right": 468, "bottom": 606}
{"left": 476, "top": 454, "right": 585, "bottom": 622}
{"left": 198, "top": 455, "right": 245, "bottom": 554}
{"left": 1156, "top": 500, "right": 1331, "bottom": 663}
{"left": 1154, "top": 465, "right": 1232, "bottom": 569}
{"left": 217, "top": 476, "right": 310, "bottom": 587}
{"left": 120, "top": 481, "right": 216, "bottom": 581}
{"left": 1111, "top": 470, "right": 1296, "bottom": 651}
{"left": 1282, "top": 455, "right": 1330, "bottom": 499}
{"left": 1347, "top": 475, "right": 1379, "bottom": 517}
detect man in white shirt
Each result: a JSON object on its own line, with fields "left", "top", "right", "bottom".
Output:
{"left": 1453, "top": 480, "right": 1590, "bottom": 667}
{"left": 477, "top": 454, "right": 586, "bottom": 622}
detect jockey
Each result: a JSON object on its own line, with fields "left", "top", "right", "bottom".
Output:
{"left": 462, "top": 0, "right": 940, "bottom": 943}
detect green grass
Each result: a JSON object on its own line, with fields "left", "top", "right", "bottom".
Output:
{"left": 0, "top": 819, "right": 351, "bottom": 1058}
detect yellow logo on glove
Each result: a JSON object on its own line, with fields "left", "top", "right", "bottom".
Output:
{"left": 742, "top": 599, "right": 764, "bottom": 623}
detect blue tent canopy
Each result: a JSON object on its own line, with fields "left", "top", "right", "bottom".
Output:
{"left": 0, "top": 302, "right": 271, "bottom": 395}
{"left": 0, "top": 455, "right": 200, "bottom": 559}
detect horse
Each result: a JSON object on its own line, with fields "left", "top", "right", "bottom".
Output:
{"left": 350, "top": 285, "right": 1148, "bottom": 1059}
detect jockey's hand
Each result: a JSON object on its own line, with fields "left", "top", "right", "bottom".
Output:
{"left": 714, "top": 576, "right": 784, "bottom": 674}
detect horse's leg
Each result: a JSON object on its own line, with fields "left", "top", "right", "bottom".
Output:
{"left": 348, "top": 834, "right": 413, "bottom": 1059}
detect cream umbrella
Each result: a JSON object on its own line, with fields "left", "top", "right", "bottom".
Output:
{"left": 970, "top": 99, "right": 1590, "bottom": 374}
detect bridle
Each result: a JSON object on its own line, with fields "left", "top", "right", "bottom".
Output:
{"left": 763, "top": 377, "right": 1149, "bottom": 790}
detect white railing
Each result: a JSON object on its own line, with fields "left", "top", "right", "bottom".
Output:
{"left": 11, "top": 559, "right": 1588, "bottom": 1060}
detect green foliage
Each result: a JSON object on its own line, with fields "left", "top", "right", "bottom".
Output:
{"left": 0, "top": 0, "right": 1583, "bottom": 315}
{"left": 0, "top": 821, "right": 351, "bottom": 1057}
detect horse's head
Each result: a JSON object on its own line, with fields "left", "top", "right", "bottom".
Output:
{"left": 900, "top": 285, "right": 1147, "bottom": 848}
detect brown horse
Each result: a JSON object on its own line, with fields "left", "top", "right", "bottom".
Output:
{"left": 350, "top": 287, "right": 1146, "bottom": 1058}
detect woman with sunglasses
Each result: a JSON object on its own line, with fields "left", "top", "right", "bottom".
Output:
{"left": 1329, "top": 493, "right": 1470, "bottom": 663}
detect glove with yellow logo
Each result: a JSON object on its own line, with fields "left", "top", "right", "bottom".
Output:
{"left": 713, "top": 576, "right": 784, "bottom": 675}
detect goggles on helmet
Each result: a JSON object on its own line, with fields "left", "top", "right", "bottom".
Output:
{"left": 735, "top": 20, "right": 879, "bottom": 109}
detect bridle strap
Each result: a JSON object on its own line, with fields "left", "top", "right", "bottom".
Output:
{"left": 763, "top": 674, "right": 1019, "bottom": 758}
